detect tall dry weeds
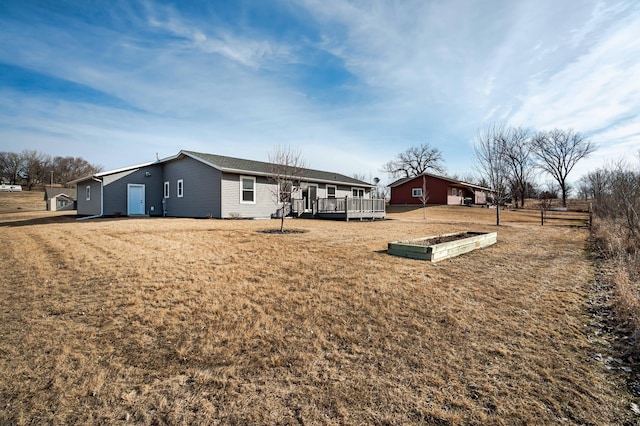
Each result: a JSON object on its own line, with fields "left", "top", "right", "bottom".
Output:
{"left": 592, "top": 217, "right": 640, "bottom": 348}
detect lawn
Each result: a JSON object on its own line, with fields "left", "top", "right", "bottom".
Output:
{"left": 0, "top": 203, "right": 632, "bottom": 424}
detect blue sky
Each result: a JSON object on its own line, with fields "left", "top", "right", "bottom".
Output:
{"left": 1, "top": 0, "right": 639, "bottom": 185}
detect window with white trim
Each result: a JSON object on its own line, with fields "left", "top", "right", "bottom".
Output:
{"left": 164, "top": 181, "right": 170, "bottom": 198}
{"left": 412, "top": 188, "right": 423, "bottom": 197}
{"left": 240, "top": 176, "right": 256, "bottom": 204}
{"left": 327, "top": 185, "right": 337, "bottom": 198}
{"left": 86, "top": 185, "right": 91, "bottom": 201}
{"left": 452, "top": 188, "right": 457, "bottom": 196}
{"left": 352, "top": 188, "right": 364, "bottom": 198}
{"left": 177, "top": 179, "right": 183, "bottom": 198}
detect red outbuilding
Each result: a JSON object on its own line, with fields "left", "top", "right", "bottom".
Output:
{"left": 388, "top": 173, "right": 490, "bottom": 206}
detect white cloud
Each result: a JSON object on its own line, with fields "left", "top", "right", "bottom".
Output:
{"left": 2, "top": 0, "right": 640, "bottom": 181}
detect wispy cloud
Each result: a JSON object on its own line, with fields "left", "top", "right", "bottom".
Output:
{"left": 146, "top": 6, "right": 293, "bottom": 69}
{"left": 507, "top": 4, "right": 640, "bottom": 174}
{"left": 0, "top": 0, "right": 639, "bottom": 182}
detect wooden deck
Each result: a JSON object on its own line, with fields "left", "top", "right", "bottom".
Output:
{"left": 292, "top": 197, "right": 386, "bottom": 221}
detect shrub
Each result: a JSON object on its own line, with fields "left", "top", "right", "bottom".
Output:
{"left": 587, "top": 158, "right": 640, "bottom": 349}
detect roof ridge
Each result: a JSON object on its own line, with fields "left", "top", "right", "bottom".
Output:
{"left": 184, "top": 150, "right": 372, "bottom": 186}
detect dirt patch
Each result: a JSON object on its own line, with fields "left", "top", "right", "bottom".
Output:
{"left": 402, "top": 232, "right": 473, "bottom": 246}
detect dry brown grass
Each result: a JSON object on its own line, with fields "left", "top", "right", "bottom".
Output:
{"left": 0, "top": 203, "right": 633, "bottom": 424}
{"left": 591, "top": 217, "right": 640, "bottom": 354}
{"left": 0, "top": 190, "right": 46, "bottom": 214}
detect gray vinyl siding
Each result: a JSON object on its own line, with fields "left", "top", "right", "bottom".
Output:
{"left": 76, "top": 179, "right": 101, "bottom": 216}
{"left": 220, "top": 172, "right": 279, "bottom": 218}
{"left": 102, "top": 165, "right": 164, "bottom": 216}
{"left": 163, "top": 157, "right": 221, "bottom": 218}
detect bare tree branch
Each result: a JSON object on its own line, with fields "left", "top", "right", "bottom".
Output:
{"left": 383, "top": 143, "right": 444, "bottom": 179}
{"left": 419, "top": 175, "right": 430, "bottom": 219}
{"left": 531, "top": 128, "right": 596, "bottom": 207}
{"left": 474, "top": 123, "right": 510, "bottom": 225}
{"left": 268, "top": 145, "right": 307, "bottom": 232}
{"left": 502, "top": 126, "right": 535, "bottom": 208}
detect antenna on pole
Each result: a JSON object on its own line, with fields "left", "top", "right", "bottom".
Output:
{"left": 156, "top": 152, "right": 160, "bottom": 161}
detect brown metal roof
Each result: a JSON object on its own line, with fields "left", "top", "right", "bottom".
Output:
{"left": 388, "top": 172, "right": 490, "bottom": 191}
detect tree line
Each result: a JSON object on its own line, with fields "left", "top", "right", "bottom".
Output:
{"left": 383, "top": 125, "right": 595, "bottom": 220}
{"left": 580, "top": 157, "right": 640, "bottom": 242}
{"left": 0, "top": 150, "right": 103, "bottom": 190}
{"left": 474, "top": 125, "right": 595, "bottom": 224}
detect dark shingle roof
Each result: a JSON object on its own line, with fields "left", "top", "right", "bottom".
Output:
{"left": 44, "top": 187, "right": 76, "bottom": 200}
{"left": 184, "top": 151, "right": 372, "bottom": 187}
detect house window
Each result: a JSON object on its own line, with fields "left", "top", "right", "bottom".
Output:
{"left": 164, "top": 181, "right": 170, "bottom": 198}
{"left": 452, "top": 188, "right": 457, "bottom": 196}
{"left": 412, "top": 188, "right": 423, "bottom": 197}
{"left": 177, "top": 179, "right": 183, "bottom": 198}
{"left": 352, "top": 188, "right": 364, "bottom": 198}
{"left": 86, "top": 185, "right": 91, "bottom": 201}
{"left": 240, "top": 176, "right": 256, "bottom": 204}
{"left": 327, "top": 185, "right": 337, "bottom": 198}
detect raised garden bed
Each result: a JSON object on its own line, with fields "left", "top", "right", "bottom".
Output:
{"left": 388, "top": 231, "right": 497, "bottom": 262}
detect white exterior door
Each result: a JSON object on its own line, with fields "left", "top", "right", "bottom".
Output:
{"left": 127, "top": 184, "right": 145, "bottom": 215}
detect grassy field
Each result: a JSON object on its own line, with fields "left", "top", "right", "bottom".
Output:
{"left": 0, "top": 190, "right": 46, "bottom": 214}
{"left": 0, "top": 200, "right": 633, "bottom": 424}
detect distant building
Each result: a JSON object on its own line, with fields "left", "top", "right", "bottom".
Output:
{"left": 388, "top": 173, "right": 489, "bottom": 206}
{"left": 44, "top": 187, "right": 76, "bottom": 211}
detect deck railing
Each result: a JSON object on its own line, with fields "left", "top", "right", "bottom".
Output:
{"left": 291, "top": 197, "right": 385, "bottom": 220}
{"left": 316, "top": 197, "right": 385, "bottom": 213}
{"left": 291, "top": 199, "right": 306, "bottom": 215}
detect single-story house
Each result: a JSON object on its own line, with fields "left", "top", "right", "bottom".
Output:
{"left": 44, "top": 187, "right": 77, "bottom": 211}
{"left": 388, "top": 173, "right": 490, "bottom": 205}
{"left": 69, "top": 150, "right": 384, "bottom": 219}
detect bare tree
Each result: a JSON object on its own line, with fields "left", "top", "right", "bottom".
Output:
{"left": 19, "top": 149, "right": 48, "bottom": 190}
{"left": 609, "top": 162, "right": 640, "bottom": 241}
{"left": 418, "top": 175, "right": 430, "bottom": 219}
{"left": 352, "top": 173, "right": 368, "bottom": 182}
{"left": 538, "top": 180, "right": 560, "bottom": 225}
{"left": 459, "top": 172, "right": 480, "bottom": 185}
{"left": 268, "top": 146, "right": 306, "bottom": 232}
{"left": 474, "top": 124, "right": 510, "bottom": 225}
{"left": 383, "top": 143, "right": 444, "bottom": 179}
{"left": 1, "top": 150, "right": 103, "bottom": 188}
{"left": 0, "top": 152, "right": 22, "bottom": 185}
{"left": 503, "top": 127, "right": 534, "bottom": 208}
{"left": 585, "top": 159, "right": 640, "bottom": 242}
{"left": 531, "top": 128, "right": 596, "bottom": 207}
{"left": 373, "top": 177, "right": 388, "bottom": 200}
{"left": 52, "top": 156, "right": 103, "bottom": 185}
